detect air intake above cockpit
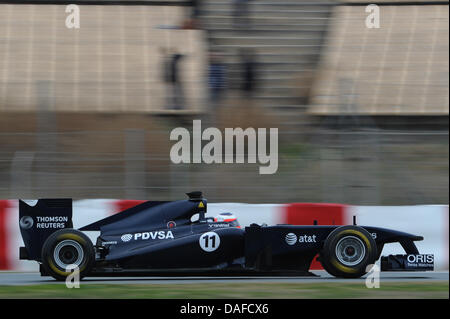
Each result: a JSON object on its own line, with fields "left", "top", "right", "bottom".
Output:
{"left": 186, "top": 191, "right": 203, "bottom": 201}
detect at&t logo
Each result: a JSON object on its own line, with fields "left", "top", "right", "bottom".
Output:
{"left": 285, "top": 233, "right": 297, "bottom": 245}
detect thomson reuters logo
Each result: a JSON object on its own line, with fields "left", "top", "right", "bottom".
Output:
{"left": 20, "top": 216, "right": 34, "bottom": 229}
{"left": 121, "top": 234, "right": 133, "bottom": 242}
{"left": 285, "top": 233, "right": 297, "bottom": 245}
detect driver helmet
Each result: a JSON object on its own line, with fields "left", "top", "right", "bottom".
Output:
{"left": 214, "top": 212, "right": 240, "bottom": 228}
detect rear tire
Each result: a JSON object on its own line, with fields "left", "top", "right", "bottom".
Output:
{"left": 320, "top": 226, "right": 377, "bottom": 278}
{"left": 41, "top": 229, "right": 95, "bottom": 281}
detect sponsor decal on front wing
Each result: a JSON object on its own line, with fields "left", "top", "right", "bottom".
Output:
{"left": 407, "top": 254, "right": 434, "bottom": 266}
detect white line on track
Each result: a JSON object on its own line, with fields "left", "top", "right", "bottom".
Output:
{"left": 0, "top": 271, "right": 448, "bottom": 286}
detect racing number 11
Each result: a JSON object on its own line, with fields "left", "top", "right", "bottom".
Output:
{"left": 199, "top": 232, "right": 220, "bottom": 252}
{"left": 203, "top": 234, "right": 216, "bottom": 248}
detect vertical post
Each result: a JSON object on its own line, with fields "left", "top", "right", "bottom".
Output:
{"left": 124, "top": 129, "right": 147, "bottom": 199}
{"left": 36, "top": 80, "right": 57, "bottom": 196}
{"left": 10, "top": 151, "right": 35, "bottom": 198}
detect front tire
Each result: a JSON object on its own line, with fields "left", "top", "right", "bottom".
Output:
{"left": 41, "top": 229, "right": 95, "bottom": 281}
{"left": 320, "top": 226, "right": 377, "bottom": 278}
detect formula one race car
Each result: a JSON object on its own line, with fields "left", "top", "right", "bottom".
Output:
{"left": 18, "top": 192, "right": 434, "bottom": 281}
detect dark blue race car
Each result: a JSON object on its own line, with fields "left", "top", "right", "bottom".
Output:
{"left": 18, "top": 192, "right": 434, "bottom": 281}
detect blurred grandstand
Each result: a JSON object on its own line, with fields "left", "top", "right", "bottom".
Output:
{"left": 0, "top": 0, "right": 448, "bottom": 204}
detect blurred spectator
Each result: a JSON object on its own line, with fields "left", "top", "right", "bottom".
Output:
{"left": 183, "top": 0, "right": 201, "bottom": 29}
{"left": 239, "top": 48, "right": 257, "bottom": 98}
{"left": 208, "top": 51, "right": 227, "bottom": 108}
{"left": 191, "top": 0, "right": 201, "bottom": 20}
{"left": 233, "top": 0, "right": 251, "bottom": 29}
{"left": 170, "top": 53, "right": 186, "bottom": 110}
{"left": 161, "top": 49, "right": 185, "bottom": 110}
{"left": 160, "top": 48, "right": 172, "bottom": 109}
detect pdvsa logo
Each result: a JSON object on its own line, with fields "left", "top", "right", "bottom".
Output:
{"left": 285, "top": 233, "right": 297, "bottom": 245}
{"left": 121, "top": 231, "right": 175, "bottom": 242}
{"left": 121, "top": 234, "right": 133, "bottom": 242}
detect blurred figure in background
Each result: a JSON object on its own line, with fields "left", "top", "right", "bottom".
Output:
{"left": 232, "top": 0, "right": 251, "bottom": 29}
{"left": 208, "top": 51, "right": 227, "bottom": 109}
{"left": 161, "top": 49, "right": 186, "bottom": 110}
{"left": 183, "top": 0, "right": 202, "bottom": 29}
{"left": 160, "top": 47, "right": 172, "bottom": 109}
{"left": 239, "top": 48, "right": 257, "bottom": 98}
{"left": 170, "top": 52, "right": 185, "bottom": 110}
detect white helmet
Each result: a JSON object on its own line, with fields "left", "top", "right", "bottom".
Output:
{"left": 214, "top": 212, "right": 240, "bottom": 228}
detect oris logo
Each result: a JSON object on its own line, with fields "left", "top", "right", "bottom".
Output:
{"left": 20, "top": 216, "right": 34, "bottom": 229}
{"left": 407, "top": 254, "right": 434, "bottom": 264}
{"left": 121, "top": 234, "right": 133, "bottom": 242}
{"left": 285, "top": 233, "right": 297, "bottom": 245}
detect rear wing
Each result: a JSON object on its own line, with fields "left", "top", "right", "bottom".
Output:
{"left": 19, "top": 199, "right": 73, "bottom": 261}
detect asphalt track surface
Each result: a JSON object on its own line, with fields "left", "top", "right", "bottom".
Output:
{"left": 0, "top": 271, "right": 448, "bottom": 286}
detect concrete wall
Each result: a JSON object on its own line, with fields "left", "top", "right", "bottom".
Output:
{"left": 0, "top": 4, "right": 207, "bottom": 112}
{"left": 310, "top": 4, "right": 449, "bottom": 115}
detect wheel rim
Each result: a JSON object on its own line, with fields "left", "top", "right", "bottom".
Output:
{"left": 335, "top": 236, "right": 366, "bottom": 266}
{"left": 53, "top": 240, "right": 84, "bottom": 270}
